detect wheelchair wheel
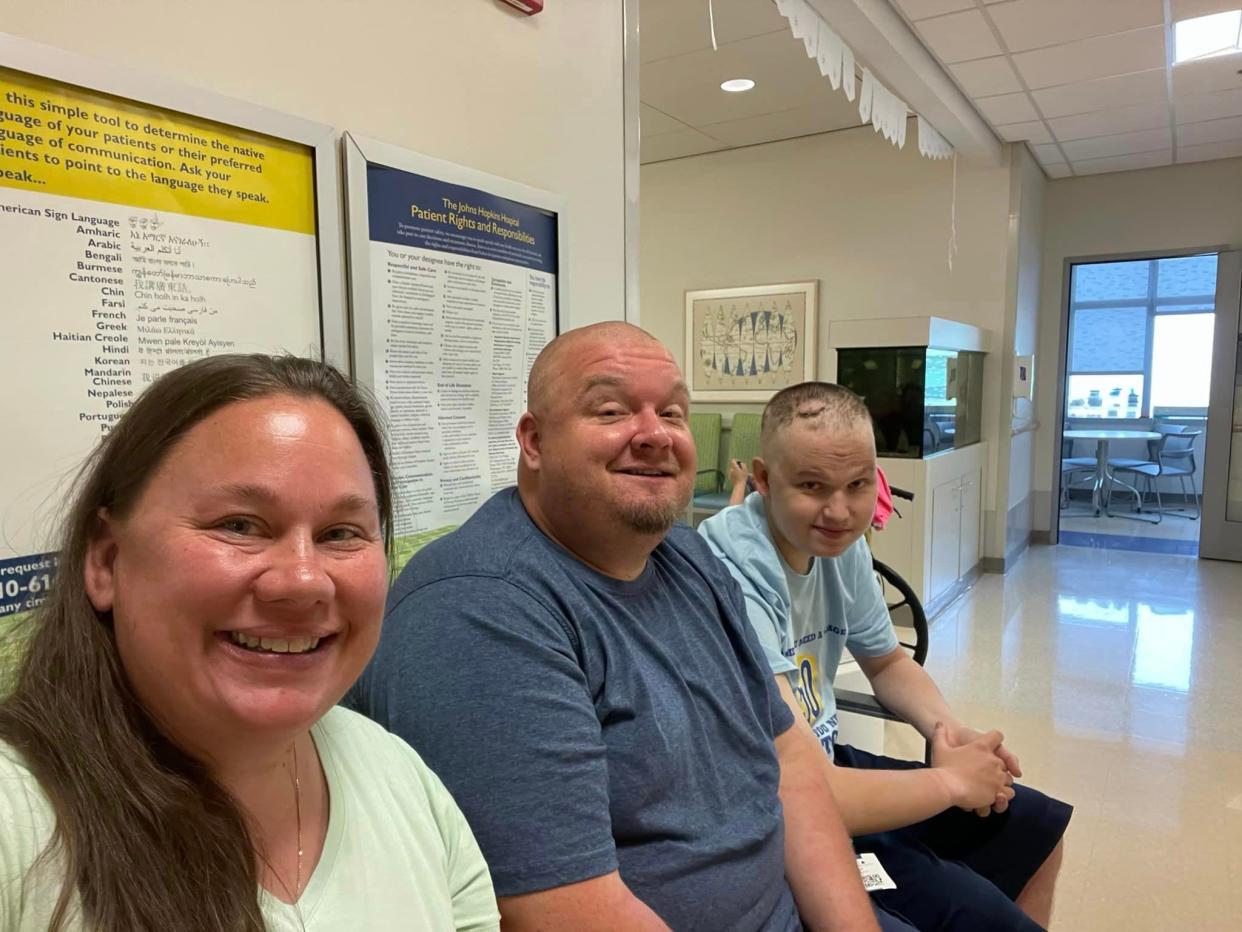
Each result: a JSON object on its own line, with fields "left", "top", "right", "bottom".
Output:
{"left": 872, "top": 558, "right": 928, "bottom": 667}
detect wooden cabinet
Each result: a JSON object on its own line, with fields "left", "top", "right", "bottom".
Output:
{"left": 959, "top": 469, "right": 982, "bottom": 577}
{"left": 929, "top": 479, "right": 961, "bottom": 603}
{"left": 873, "top": 446, "right": 987, "bottom": 616}
{"left": 928, "top": 468, "right": 983, "bottom": 604}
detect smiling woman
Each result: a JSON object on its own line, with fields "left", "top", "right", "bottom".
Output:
{"left": 0, "top": 355, "right": 498, "bottom": 932}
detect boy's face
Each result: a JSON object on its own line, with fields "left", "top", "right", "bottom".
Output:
{"left": 753, "top": 418, "right": 877, "bottom": 570}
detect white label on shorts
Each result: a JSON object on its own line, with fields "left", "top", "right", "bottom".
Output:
{"left": 856, "top": 852, "right": 897, "bottom": 892}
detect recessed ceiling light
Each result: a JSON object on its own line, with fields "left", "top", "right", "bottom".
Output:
{"left": 1174, "top": 9, "right": 1242, "bottom": 64}
{"left": 720, "top": 78, "right": 756, "bottom": 93}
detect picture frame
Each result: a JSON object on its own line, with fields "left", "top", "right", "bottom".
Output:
{"left": 684, "top": 280, "right": 818, "bottom": 402}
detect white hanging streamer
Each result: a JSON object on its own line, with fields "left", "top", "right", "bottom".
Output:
{"left": 708, "top": 0, "right": 718, "bottom": 52}
{"left": 777, "top": 0, "right": 950, "bottom": 157}
{"left": 948, "top": 152, "right": 959, "bottom": 272}
{"left": 842, "top": 43, "right": 856, "bottom": 102}
{"left": 918, "top": 115, "right": 954, "bottom": 160}
{"left": 860, "top": 69, "right": 908, "bottom": 147}
{"left": 816, "top": 20, "right": 844, "bottom": 90}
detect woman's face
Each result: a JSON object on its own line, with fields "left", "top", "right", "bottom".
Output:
{"left": 84, "top": 395, "right": 389, "bottom": 755}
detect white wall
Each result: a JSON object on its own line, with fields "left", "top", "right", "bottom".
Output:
{"left": 0, "top": 0, "right": 627, "bottom": 329}
{"left": 641, "top": 125, "right": 1024, "bottom": 558}
{"left": 1032, "top": 157, "right": 1242, "bottom": 530}
{"left": 998, "top": 147, "right": 1045, "bottom": 560}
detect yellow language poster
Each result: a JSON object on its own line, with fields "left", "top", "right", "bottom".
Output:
{"left": 0, "top": 65, "right": 323, "bottom": 644}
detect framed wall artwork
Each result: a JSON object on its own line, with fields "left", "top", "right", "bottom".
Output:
{"left": 684, "top": 280, "right": 818, "bottom": 401}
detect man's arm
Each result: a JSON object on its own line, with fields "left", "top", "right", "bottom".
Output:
{"left": 775, "top": 677, "right": 1010, "bottom": 837}
{"left": 773, "top": 695, "right": 880, "bottom": 932}
{"left": 856, "top": 648, "right": 1022, "bottom": 811}
{"left": 498, "top": 873, "right": 669, "bottom": 932}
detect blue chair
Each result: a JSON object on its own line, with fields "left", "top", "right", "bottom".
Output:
{"left": 1060, "top": 436, "right": 1097, "bottom": 509}
{"left": 1111, "top": 426, "right": 1202, "bottom": 520}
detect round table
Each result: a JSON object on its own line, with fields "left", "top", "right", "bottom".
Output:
{"left": 1063, "top": 429, "right": 1161, "bottom": 517}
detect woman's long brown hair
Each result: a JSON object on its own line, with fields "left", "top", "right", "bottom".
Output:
{"left": 0, "top": 354, "right": 393, "bottom": 931}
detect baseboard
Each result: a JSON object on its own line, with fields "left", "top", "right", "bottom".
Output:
{"left": 980, "top": 543, "right": 1029, "bottom": 576}
{"left": 1031, "top": 530, "right": 1053, "bottom": 546}
{"left": 925, "top": 563, "right": 982, "bottom": 620}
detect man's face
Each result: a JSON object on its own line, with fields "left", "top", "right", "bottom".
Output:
{"left": 525, "top": 336, "right": 696, "bottom": 539}
{"left": 754, "top": 419, "right": 877, "bottom": 568}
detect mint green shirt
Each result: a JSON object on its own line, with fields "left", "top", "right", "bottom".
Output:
{"left": 0, "top": 706, "right": 499, "bottom": 931}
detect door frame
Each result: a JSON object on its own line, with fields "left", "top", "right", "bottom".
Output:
{"left": 1200, "top": 250, "right": 1242, "bottom": 561}
{"left": 1046, "top": 245, "right": 1228, "bottom": 545}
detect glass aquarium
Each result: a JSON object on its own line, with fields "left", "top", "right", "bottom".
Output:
{"left": 836, "top": 346, "right": 984, "bottom": 458}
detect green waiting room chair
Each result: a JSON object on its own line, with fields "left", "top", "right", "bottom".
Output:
{"left": 690, "top": 412, "right": 763, "bottom": 517}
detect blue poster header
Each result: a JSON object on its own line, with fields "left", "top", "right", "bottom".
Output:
{"left": 0, "top": 551, "right": 58, "bottom": 618}
{"left": 367, "top": 164, "right": 558, "bottom": 275}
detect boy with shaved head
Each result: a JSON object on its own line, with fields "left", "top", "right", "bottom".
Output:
{"left": 699, "top": 382, "right": 1072, "bottom": 931}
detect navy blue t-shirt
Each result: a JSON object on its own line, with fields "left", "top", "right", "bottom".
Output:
{"left": 347, "top": 488, "right": 799, "bottom": 932}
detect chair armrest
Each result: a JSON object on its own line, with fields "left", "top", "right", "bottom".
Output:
{"left": 695, "top": 467, "right": 724, "bottom": 491}
{"left": 834, "top": 688, "right": 903, "bottom": 722}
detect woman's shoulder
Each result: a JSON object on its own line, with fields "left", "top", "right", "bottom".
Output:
{"left": 0, "top": 739, "right": 64, "bottom": 924}
{"left": 315, "top": 707, "right": 443, "bottom": 798}
{"left": 315, "top": 706, "right": 469, "bottom": 843}
{"left": 0, "top": 740, "right": 56, "bottom": 833}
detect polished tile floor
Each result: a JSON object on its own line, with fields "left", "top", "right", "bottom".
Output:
{"left": 879, "top": 543, "right": 1241, "bottom": 931}
{"left": 1059, "top": 511, "right": 1200, "bottom": 543}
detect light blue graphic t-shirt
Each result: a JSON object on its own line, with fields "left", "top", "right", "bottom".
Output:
{"left": 699, "top": 493, "right": 899, "bottom": 756}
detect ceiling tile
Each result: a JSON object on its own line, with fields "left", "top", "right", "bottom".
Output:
{"left": 988, "top": 0, "right": 1163, "bottom": 54}
{"left": 1061, "top": 126, "right": 1173, "bottom": 160}
{"left": 700, "top": 103, "right": 863, "bottom": 147}
{"left": 976, "top": 92, "right": 1040, "bottom": 124}
{"left": 1177, "top": 139, "right": 1242, "bottom": 162}
{"left": 1177, "top": 114, "right": 1242, "bottom": 145}
{"left": 1175, "top": 88, "right": 1242, "bottom": 122}
{"left": 639, "top": 0, "right": 788, "bottom": 64}
{"left": 1011, "top": 26, "right": 1167, "bottom": 90}
{"left": 641, "top": 30, "right": 848, "bottom": 127}
{"left": 895, "top": 0, "right": 975, "bottom": 19}
{"left": 1031, "top": 142, "right": 1066, "bottom": 163}
{"left": 949, "top": 56, "right": 1024, "bottom": 97}
{"left": 1072, "top": 150, "right": 1173, "bottom": 174}
{"left": 1042, "top": 162, "right": 1073, "bottom": 178}
{"left": 1170, "top": 0, "right": 1242, "bottom": 20}
{"left": 1032, "top": 69, "right": 1168, "bottom": 118}
{"left": 914, "top": 9, "right": 1003, "bottom": 64}
{"left": 1048, "top": 101, "right": 1170, "bottom": 142}
{"left": 1172, "top": 51, "right": 1242, "bottom": 98}
{"left": 640, "top": 128, "right": 727, "bottom": 164}
{"left": 640, "top": 104, "right": 689, "bottom": 138}
{"left": 997, "top": 120, "right": 1054, "bottom": 144}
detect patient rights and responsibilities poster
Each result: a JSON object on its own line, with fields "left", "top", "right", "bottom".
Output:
{"left": 0, "top": 62, "right": 325, "bottom": 637}
{"left": 355, "top": 152, "right": 560, "bottom": 555}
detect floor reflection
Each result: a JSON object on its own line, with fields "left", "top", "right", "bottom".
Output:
{"left": 896, "top": 543, "right": 1241, "bottom": 929}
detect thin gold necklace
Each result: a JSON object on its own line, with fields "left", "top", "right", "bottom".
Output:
{"left": 292, "top": 739, "right": 304, "bottom": 899}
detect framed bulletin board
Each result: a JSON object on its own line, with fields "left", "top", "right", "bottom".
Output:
{"left": 343, "top": 133, "right": 565, "bottom": 562}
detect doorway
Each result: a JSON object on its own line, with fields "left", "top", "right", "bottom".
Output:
{"left": 1055, "top": 253, "right": 1216, "bottom": 556}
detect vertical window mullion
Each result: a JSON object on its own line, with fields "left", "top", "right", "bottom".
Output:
{"left": 1143, "top": 259, "right": 1157, "bottom": 417}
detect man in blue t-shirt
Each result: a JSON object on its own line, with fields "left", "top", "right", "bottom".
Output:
{"left": 699, "top": 381, "right": 1072, "bottom": 931}
{"left": 348, "top": 324, "right": 885, "bottom": 931}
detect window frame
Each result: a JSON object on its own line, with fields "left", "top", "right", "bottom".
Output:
{"left": 1066, "top": 257, "right": 1217, "bottom": 420}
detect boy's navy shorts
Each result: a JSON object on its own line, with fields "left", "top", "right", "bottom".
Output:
{"left": 835, "top": 743, "right": 1073, "bottom": 932}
